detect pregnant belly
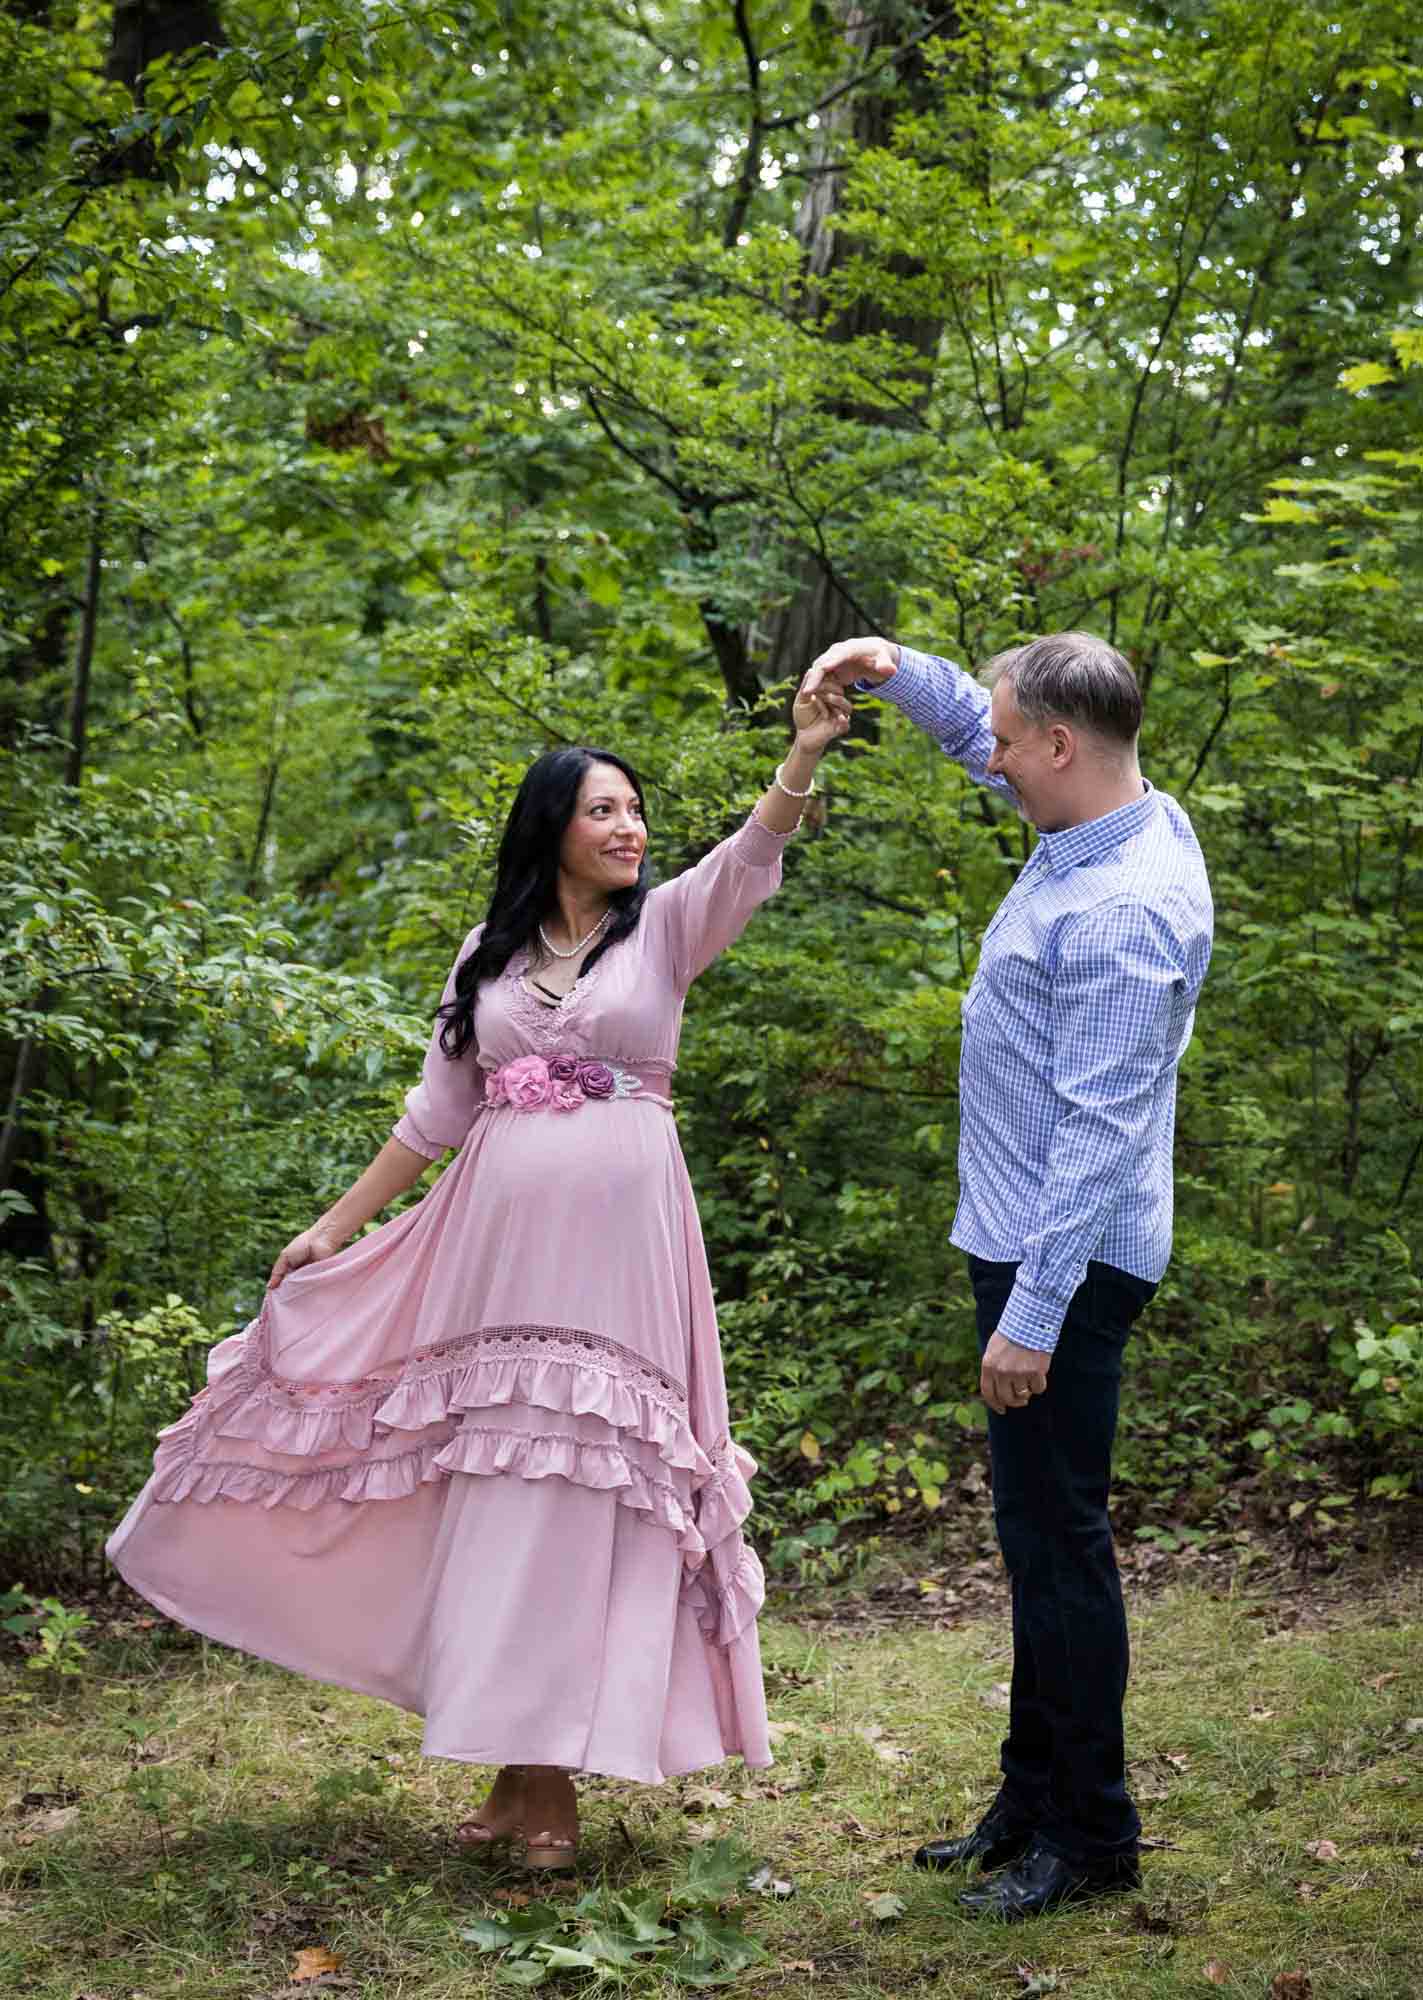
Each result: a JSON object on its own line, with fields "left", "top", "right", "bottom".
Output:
{"left": 476, "top": 1099, "right": 673, "bottom": 1205}
{"left": 444, "top": 1103, "right": 691, "bottom": 1357}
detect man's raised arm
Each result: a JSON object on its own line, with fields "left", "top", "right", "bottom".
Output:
{"left": 800, "top": 637, "right": 1009, "bottom": 795}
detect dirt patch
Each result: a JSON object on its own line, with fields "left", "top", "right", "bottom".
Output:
{"left": 773, "top": 1494, "right": 1423, "bottom": 1637}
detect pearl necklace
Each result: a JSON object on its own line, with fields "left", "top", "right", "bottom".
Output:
{"left": 537, "top": 908, "right": 612, "bottom": 960}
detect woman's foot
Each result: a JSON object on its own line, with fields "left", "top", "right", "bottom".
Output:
{"left": 455, "top": 1764, "right": 527, "bottom": 1852}
{"left": 520, "top": 1766, "right": 579, "bottom": 1872}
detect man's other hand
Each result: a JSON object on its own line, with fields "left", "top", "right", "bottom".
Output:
{"left": 980, "top": 1330, "right": 1051, "bottom": 1414}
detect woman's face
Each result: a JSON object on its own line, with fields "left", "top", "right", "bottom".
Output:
{"left": 558, "top": 760, "right": 646, "bottom": 898}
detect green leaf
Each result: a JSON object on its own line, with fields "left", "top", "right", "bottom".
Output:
{"left": 673, "top": 1914, "right": 767, "bottom": 1983}
{"left": 578, "top": 1925, "right": 649, "bottom": 1966}
{"left": 461, "top": 1920, "right": 515, "bottom": 1952}
{"left": 614, "top": 1895, "right": 677, "bottom": 1943}
{"left": 670, "top": 1837, "right": 758, "bottom": 1907}
{"left": 1338, "top": 361, "right": 1395, "bottom": 395}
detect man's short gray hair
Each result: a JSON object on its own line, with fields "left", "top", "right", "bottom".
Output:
{"left": 984, "top": 631, "right": 1141, "bottom": 747}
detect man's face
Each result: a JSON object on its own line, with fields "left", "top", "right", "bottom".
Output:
{"left": 986, "top": 681, "right": 1063, "bottom": 829}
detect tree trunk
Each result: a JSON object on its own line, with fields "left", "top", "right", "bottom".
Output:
{"left": 106, "top": 0, "right": 224, "bottom": 88}
{"left": 105, "top": 0, "right": 225, "bottom": 177}
{"left": 64, "top": 506, "right": 103, "bottom": 789}
{"left": 761, "top": 3, "right": 953, "bottom": 683}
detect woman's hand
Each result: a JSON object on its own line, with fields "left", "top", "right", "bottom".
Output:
{"left": 791, "top": 685, "right": 851, "bottom": 754}
{"left": 267, "top": 1223, "right": 346, "bottom": 1290}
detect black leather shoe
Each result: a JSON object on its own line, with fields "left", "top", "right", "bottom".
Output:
{"left": 913, "top": 1798, "right": 1037, "bottom": 1874}
{"left": 957, "top": 1840, "right": 1140, "bottom": 1921}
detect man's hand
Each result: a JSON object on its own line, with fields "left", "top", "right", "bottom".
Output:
{"left": 798, "top": 635, "right": 900, "bottom": 710}
{"left": 980, "top": 1330, "right": 1051, "bottom": 1415}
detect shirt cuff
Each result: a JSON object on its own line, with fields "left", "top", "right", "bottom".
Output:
{"left": 391, "top": 1113, "right": 448, "bottom": 1162}
{"left": 995, "top": 1278, "right": 1067, "bottom": 1355}
{"left": 739, "top": 811, "right": 797, "bottom": 866}
{"left": 852, "top": 646, "right": 939, "bottom": 705}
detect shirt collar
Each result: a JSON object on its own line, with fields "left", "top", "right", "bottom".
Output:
{"left": 1034, "top": 781, "right": 1155, "bottom": 874}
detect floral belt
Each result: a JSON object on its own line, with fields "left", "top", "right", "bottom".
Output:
{"left": 483, "top": 1055, "right": 673, "bottom": 1112}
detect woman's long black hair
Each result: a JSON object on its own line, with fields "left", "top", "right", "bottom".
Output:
{"left": 438, "top": 746, "right": 650, "bottom": 1059}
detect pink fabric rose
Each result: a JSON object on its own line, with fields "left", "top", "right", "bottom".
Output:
{"left": 484, "top": 1066, "right": 509, "bottom": 1107}
{"left": 499, "top": 1056, "right": 553, "bottom": 1110}
{"left": 549, "top": 1054, "right": 581, "bottom": 1083}
{"left": 576, "top": 1060, "right": 616, "bottom": 1100}
{"left": 550, "top": 1079, "right": 585, "bottom": 1113}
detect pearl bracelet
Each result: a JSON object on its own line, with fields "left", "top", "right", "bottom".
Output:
{"left": 774, "top": 761, "right": 816, "bottom": 800}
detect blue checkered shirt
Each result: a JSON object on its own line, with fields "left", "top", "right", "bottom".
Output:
{"left": 871, "top": 647, "right": 1214, "bottom": 1353}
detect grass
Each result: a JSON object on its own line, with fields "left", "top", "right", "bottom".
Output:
{"left": 2, "top": 1581, "right": 1422, "bottom": 1999}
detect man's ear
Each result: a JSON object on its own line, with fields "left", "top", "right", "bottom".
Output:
{"left": 1049, "top": 722, "right": 1075, "bottom": 767}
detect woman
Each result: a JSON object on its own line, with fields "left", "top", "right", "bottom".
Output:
{"left": 107, "top": 686, "right": 846, "bottom": 1869}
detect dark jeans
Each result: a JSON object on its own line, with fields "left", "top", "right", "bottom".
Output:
{"left": 968, "top": 1254, "right": 1157, "bottom": 1866}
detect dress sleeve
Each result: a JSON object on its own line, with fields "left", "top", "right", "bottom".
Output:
{"left": 391, "top": 923, "right": 486, "bottom": 1160}
{"left": 649, "top": 813, "right": 794, "bottom": 993}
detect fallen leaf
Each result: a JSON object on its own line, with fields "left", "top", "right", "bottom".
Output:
{"left": 1248, "top": 1707, "right": 1276, "bottom": 1722}
{"left": 745, "top": 1863, "right": 795, "bottom": 1898}
{"left": 492, "top": 1888, "right": 531, "bottom": 1907}
{"left": 980, "top": 1681, "right": 1013, "bottom": 1711}
{"left": 862, "top": 1891, "right": 906, "bottom": 1922}
{"left": 780, "top": 1962, "right": 816, "bottom": 1976}
{"left": 1130, "top": 1901, "right": 1175, "bottom": 1935}
{"left": 1014, "top": 1972, "right": 1061, "bottom": 1997}
{"left": 682, "top": 1785, "right": 736, "bottom": 1813}
{"left": 799, "top": 1431, "right": 821, "bottom": 1463}
{"left": 1304, "top": 1839, "right": 1339, "bottom": 1863}
{"left": 1403, "top": 1718, "right": 1423, "bottom": 1735}
{"left": 291, "top": 1947, "right": 344, "bottom": 1983}
{"left": 857, "top": 1725, "right": 911, "bottom": 1765}
{"left": 684, "top": 1821, "right": 723, "bottom": 1845}
{"left": 1268, "top": 1976, "right": 1312, "bottom": 2000}
{"left": 1203, "top": 1962, "right": 1230, "bottom": 1985}
{"left": 14, "top": 1805, "right": 78, "bottom": 1840}
{"left": 1295, "top": 1881, "right": 1319, "bottom": 1903}
{"left": 765, "top": 1720, "right": 801, "bottom": 1744}
{"left": 1365, "top": 1671, "right": 1400, "bottom": 1692}
{"left": 839, "top": 1816, "right": 871, "bottom": 1840}
{"left": 19, "top": 1786, "right": 80, "bottom": 1809}
{"left": 1164, "top": 1750, "right": 1190, "bottom": 1770}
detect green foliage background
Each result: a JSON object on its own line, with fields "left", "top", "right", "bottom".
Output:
{"left": 2, "top": 0, "right": 1421, "bottom": 1584}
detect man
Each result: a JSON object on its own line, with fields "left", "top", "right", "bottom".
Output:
{"left": 801, "top": 632, "right": 1213, "bottom": 1921}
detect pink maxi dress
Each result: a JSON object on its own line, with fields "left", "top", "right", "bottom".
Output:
{"left": 107, "top": 813, "right": 792, "bottom": 1782}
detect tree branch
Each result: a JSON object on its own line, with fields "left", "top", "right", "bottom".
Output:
{"left": 761, "top": 8, "right": 961, "bottom": 133}
{"left": 722, "top": 0, "right": 765, "bottom": 249}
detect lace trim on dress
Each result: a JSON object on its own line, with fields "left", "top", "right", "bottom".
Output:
{"left": 502, "top": 947, "right": 610, "bottom": 1053}
{"left": 207, "top": 1322, "right": 697, "bottom": 1463}
{"left": 258, "top": 1322, "right": 686, "bottom": 1406}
